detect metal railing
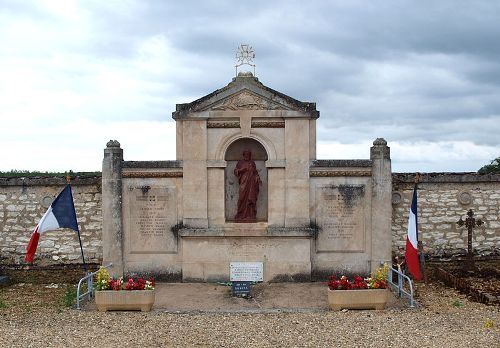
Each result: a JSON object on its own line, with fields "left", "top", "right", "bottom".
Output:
{"left": 76, "top": 263, "right": 112, "bottom": 310}
{"left": 387, "top": 266, "right": 417, "bottom": 308}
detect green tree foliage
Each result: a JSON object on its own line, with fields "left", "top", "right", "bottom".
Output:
{"left": 478, "top": 157, "right": 500, "bottom": 174}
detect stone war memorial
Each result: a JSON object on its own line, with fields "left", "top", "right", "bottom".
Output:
{"left": 102, "top": 67, "right": 392, "bottom": 282}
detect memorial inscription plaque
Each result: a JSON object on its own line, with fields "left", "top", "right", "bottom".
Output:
{"left": 231, "top": 281, "right": 252, "bottom": 297}
{"left": 128, "top": 187, "right": 177, "bottom": 254}
{"left": 230, "top": 262, "right": 264, "bottom": 282}
{"left": 316, "top": 185, "right": 366, "bottom": 252}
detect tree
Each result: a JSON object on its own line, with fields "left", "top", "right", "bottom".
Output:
{"left": 478, "top": 157, "right": 500, "bottom": 174}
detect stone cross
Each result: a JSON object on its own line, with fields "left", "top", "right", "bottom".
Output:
{"left": 456, "top": 209, "right": 483, "bottom": 271}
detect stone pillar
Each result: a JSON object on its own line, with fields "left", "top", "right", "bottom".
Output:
{"left": 182, "top": 120, "right": 208, "bottom": 228}
{"left": 370, "top": 138, "right": 392, "bottom": 272}
{"left": 267, "top": 166, "right": 285, "bottom": 227}
{"left": 284, "top": 119, "right": 310, "bottom": 227}
{"left": 102, "top": 140, "right": 124, "bottom": 277}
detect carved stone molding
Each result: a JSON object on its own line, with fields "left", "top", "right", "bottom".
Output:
{"left": 392, "top": 191, "right": 403, "bottom": 205}
{"left": 106, "top": 139, "right": 120, "bottom": 148}
{"left": 309, "top": 170, "right": 371, "bottom": 177}
{"left": 251, "top": 121, "right": 285, "bottom": 128}
{"left": 212, "top": 91, "right": 286, "bottom": 111}
{"left": 41, "top": 196, "right": 53, "bottom": 208}
{"left": 373, "top": 138, "right": 387, "bottom": 146}
{"left": 207, "top": 121, "right": 240, "bottom": 128}
{"left": 122, "top": 172, "right": 183, "bottom": 178}
{"left": 458, "top": 191, "right": 473, "bottom": 205}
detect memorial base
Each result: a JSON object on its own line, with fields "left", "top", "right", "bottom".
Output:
{"left": 179, "top": 228, "right": 312, "bottom": 282}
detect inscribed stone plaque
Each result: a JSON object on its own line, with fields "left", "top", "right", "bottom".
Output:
{"left": 129, "top": 187, "right": 177, "bottom": 253}
{"left": 230, "top": 262, "right": 263, "bottom": 281}
{"left": 315, "top": 185, "right": 365, "bottom": 252}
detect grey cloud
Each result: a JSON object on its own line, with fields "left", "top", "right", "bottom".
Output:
{"left": 1, "top": 0, "right": 499, "bottom": 171}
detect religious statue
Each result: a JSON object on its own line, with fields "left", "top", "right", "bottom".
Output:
{"left": 234, "top": 150, "right": 261, "bottom": 222}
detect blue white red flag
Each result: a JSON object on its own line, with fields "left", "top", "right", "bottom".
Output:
{"left": 25, "top": 185, "right": 79, "bottom": 262}
{"left": 405, "top": 187, "right": 422, "bottom": 280}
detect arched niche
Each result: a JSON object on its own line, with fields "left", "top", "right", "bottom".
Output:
{"left": 215, "top": 132, "right": 277, "bottom": 162}
{"left": 225, "top": 138, "right": 268, "bottom": 222}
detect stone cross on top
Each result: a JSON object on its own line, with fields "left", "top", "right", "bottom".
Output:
{"left": 457, "top": 209, "right": 484, "bottom": 271}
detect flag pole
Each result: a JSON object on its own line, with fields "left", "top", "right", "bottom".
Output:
{"left": 414, "top": 173, "right": 427, "bottom": 282}
{"left": 67, "top": 175, "right": 88, "bottom": 273}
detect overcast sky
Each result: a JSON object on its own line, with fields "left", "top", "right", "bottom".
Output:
{"left": 1, "top": 0, "right": 499, "bottom": 173}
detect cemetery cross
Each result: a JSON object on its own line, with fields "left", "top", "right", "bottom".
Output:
{"left": 456, "top": 209, "right": 483, "bottom": 272}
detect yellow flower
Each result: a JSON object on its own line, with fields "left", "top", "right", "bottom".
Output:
{"left": 484, "top": 319, "right": 494, "bottom": 329}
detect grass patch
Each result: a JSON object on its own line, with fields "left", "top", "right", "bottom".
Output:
{"left": 63, "top": 287, "right": 78, "bottom": 308}
{"left": 24, "top": 274, "right": 39, "bottom": 285}
{"left": 0, "top": 295, "right": 7, "bottom": 308}
{"left": 452, "top": 300, "right": 464, "bottom": 308}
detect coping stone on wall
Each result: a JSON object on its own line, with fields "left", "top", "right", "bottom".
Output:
{"left": 122, "top": 161, "right": 183, "bottom": 169}
{"left": 0, "top": 176, "right": 101, "bottom": 187}
{"left": 393, "top": 172, "right": 500, "bottom": 184}
{"left": 310, "top": 160, "right": 372, "bottom": 168}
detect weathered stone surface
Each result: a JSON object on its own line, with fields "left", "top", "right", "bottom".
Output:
{"left": 0, "top": 183, "right": 102, "bottom": 264}
{"left": 181, "top": 235, "right": 311, "bottom": 282}
{"left": 122, "top": 161, "right": 182, "bottom": 169}
{"left": 123, "top": 186, "right": 178, "bottom": 254}
{"left": 1, "top": 75, "right": 499, "bottom": 277}
{"left": 393, "top": 172, "right": 500, "bottom": 183}
{"left": 102, "top": 142, "right": 124, "bottom": 276}
{"left": 392, "top": 179, "right": 500, "bottom": 258}
{"left": 315, "top": 185, "right": 367, "bottom": 252}
{"left": 311, "top": 160, "right": 372, "bottom": 168}
{"left": 172, "top": 73, "right": 319, "bottom": 119}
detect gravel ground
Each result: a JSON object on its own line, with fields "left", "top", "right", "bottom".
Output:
{"left": 0, "top": 281, "right": 499, "bottom": 347}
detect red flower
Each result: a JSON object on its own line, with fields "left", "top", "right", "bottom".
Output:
{"left": 328, "top": 275, "right": 369, "bottom": 290}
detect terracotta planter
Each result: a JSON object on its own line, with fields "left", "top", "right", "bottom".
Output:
{"left": 327, "top": 288, "right": 388, "bottom": 310}
{"left": 95, "top": 290, "right": 155, "bottom": 312}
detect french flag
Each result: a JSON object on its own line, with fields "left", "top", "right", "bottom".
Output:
{"left": 25, "top": 185, "right": 79, "bottom": 262}
{"left": 405, "top": 186, "right": 422, "bottom": 280}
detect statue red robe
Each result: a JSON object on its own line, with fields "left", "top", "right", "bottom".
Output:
{"left": 234, "top": 151, "right": 261, "bottom": 222}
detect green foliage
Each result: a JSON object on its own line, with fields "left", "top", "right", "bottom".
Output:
{"left": 63, "top": 286, "right": 78, "bottom": 308}
{"left": 478, "top": 157, "right": 500, "bottom": 174}
{"left": 94, "top": 266, "right": 111, "bottom": 291}
{"left": 0, "top": 295, "right": 7, "bottom": 308}
{"left": 452, "top": 300, "right": 463, "bottom": 308}
{"left": 367, "top": 263, "right": 389, "bottom": 289}
{"left": 0, "top": 169, "right": 101, "bottom": 178}
{"left": 24, "top": 274, "right": 38, "bottom": 285}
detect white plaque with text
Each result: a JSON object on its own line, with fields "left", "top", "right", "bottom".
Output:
{"left": 230, "top": 262, "right": 263, "bottom": 281}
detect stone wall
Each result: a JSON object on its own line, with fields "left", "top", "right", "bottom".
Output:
{"left": 0, "top": 176, "right": 102, "bottom": 264}
{"left": 392, "top": 173, "right": 500, "bottom": 258}
{"left": 1, "top": 172, "right": 499, "bottom": 266}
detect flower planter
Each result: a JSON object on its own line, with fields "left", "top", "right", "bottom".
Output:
{"left": 327, "top": 288, "right": 388, "bottom": 310}
{"left": 95, "top": 290, "right": 155, "bottom": 312}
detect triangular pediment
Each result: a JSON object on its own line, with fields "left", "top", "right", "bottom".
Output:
{"left": 172, "top": 73, "right": 319, "bottom": 119}
{"left": 202, "top": 89, "right": 289, "bottom": 111}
